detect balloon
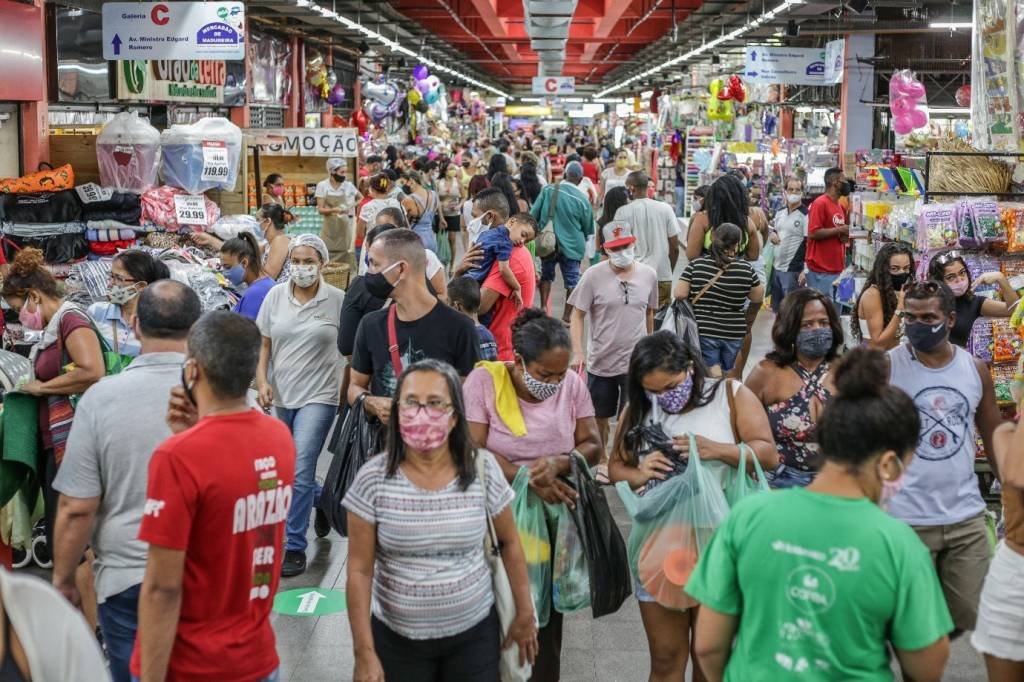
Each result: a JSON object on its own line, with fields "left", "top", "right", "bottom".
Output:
{"left": 416, "top": 79, "right": 431, "bottom": 96}
{"left": 326, "top": 71, "right": 338, "bottom": 88}
{"left": 893, "top": 114, "right": 915, "bottom": 135}
{"left": 412, "top": 63, "right": 429, "bottom": 81}
{"left": 903, "top": 79, "right": 926, "bottom": 100}
{"left": 954, "top": 120, "right": 970, "bottom": 139}
{"left": 426, "top": 75, "right": 441, "bottom": 92}
{"left": 320, "top": 81, "right": 329, "bottom": 100}
{"left": 955, "top": 84, "right": 971, "bottom": 108}
{"left": 309, "top": 69, "right": 326, "bottom": 87}
{"left": 363, "top": 79, "right": 400, "bottom": 106}
{"left": 890, "top": 96, "right": 914, "bottom": 116}
{"left": 306, "top": 51, "right": 324, "bottom": 72}
{"left": 353, "top": 108, "right": 368, "bottom": 135}
{"left": 425, "top": 89, "right": 439, "bottom": 105}
{"left": 407, "top": 88, "right": 422, "bottom": 106}
{"left": 908, "top": 108, "right": 929, "bottom": 128}
{"left": 889, "top": 72, "right": 914, "bottom": 97}
{"left": 327, "top": 84, "right": 345, "bottom": 106}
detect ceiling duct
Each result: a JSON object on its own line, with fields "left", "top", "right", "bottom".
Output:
{"left": 524, "top": 0, "right": 578, "bottom": 76}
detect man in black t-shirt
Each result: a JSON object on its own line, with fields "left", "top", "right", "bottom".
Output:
{"left": 348, "top": 229, "right": 479, "bottom": 422}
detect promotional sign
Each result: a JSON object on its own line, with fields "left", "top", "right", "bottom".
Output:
{"left": 249, "top": 129, "right": 359, "bottom": 158}
{"left": 532, "top": 76, "right": 576, "bottom": 95}
{"left": 103, "top": 2, "right": 245, "bottom": 60}
{"left": 117, "top": 59, "right": 226, "bottom": 103}
{"left": 823, "top": 39, "right": 845, "bottom": 85}
{"left": 745, "top": 44, "right": 844, "bottom": 86}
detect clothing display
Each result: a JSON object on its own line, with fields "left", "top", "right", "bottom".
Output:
{"left": 96, "top": 111, "right": 161, "bottom": 194}
{"left": 1, "top": 221, "right": 87, "bottom": 237}
{"left": 86, "top": 229, "right": 137, "bottom": 242}
{"left": 141, "top": 185, "right": 221, "bottom": 232}
{"left": 1, "top": 191, "right": 82, "bottom": 223}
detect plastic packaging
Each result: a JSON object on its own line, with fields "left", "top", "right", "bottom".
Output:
{"left": 511, "top": 468, "right": 553, "bottom": 627}
{"left": 211, "top": 214, "right": 261, "bottom": 241}
{"left": 723, "top": 444, "right": 770, "bottom": 507}
{"left": 97, "top": 112, "right": 160, "bottom": 194}
{"left": 159, "top": 117, "right": 242, "bottom": 194}
{"left": 551, "top": 505, "right": 590, "bottom": 614}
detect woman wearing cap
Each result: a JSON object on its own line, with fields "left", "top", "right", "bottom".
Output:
{"left": 256, "top": 234, "right": 346, "bottom": 578}
{"left": 316, "top": 158, "right": 362, "bottom": 266}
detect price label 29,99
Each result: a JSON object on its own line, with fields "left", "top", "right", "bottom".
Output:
{"left": 174, "top": 194, "right": 209, "bottom": 226}
{"left": 201, "top": 141, "right": 231, "bottom": 183}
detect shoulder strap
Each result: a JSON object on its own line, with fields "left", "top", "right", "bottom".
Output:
{"left": 691, "top": 266, "right": 728, "bottom": 305}
{"left": 726, "top": 379, "right": 740, "bottom": 443}
{"left": 475, "top": 452, "right": 501, "bottom": 554}
{"left": 546, "top": 181, "right": 561, "bottom": 224}
{"left": 387, "top": 305, "right": 402, "bottom": 378}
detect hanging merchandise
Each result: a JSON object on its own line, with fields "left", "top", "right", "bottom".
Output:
{"left": 707, "top": 80, "right": 734, "bottom": 122}
{"left": 159, "top": 117, "right": 243, "bottom": 195}
{"left": 0, "top": 164, "right": 75, "bottom": 195}
{"left": 889, "top": 70, "right": 929, "bottom": 137}
{"left": 971, "top": 0, "right": 1019, "bottom": 151}
{"left": 717, "top": 75, "right": 747, "bottom": 104}
{"left": 361, "top": 76, "right": 402, "bottom": 124}
{"left": 96, "top": 112, "right": 161, "bottom": 194}
{"left": 955, "top": 84, "right": 972, "bottom": 108}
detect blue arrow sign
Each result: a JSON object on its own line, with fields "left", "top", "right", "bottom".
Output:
{"left": 111, "top": 34, "right": 122, "bottom": 56}
{"left": 751, "top": 50, "right": 758, "bottom": 61}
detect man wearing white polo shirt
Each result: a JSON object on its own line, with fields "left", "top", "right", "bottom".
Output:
{"left": 614, "top": 171, "right": 680, "bottom": 307}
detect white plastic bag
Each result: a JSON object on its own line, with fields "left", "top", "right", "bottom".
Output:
{"left": 160, "top": 117, "right": 243, "bottom": 194}
{"left": 97, "top": 112, "right": 160, "bottom": 194}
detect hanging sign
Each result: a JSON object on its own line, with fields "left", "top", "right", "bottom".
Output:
{"left": 117, "top": 59, "right": 226, "bottom": 104}
{"left": 744, "top": 45, "right": 844, "bottom": 86}
{"left": 173, "top": 195, "right": 208, "bottom": 226}
{"left": 249, "top": 129, "right": 359, "bottom": 158}
{"left": 823, "top": 39, "right": 845, "bottom": 85}
{"left": 103, "top": 2, "right": 245, "bottom": 60}
{"left": 531, "top": 76, "right": 576, "bottom": 96}
{"left": 273, "top": 588, "right": 347, "bottom": 617}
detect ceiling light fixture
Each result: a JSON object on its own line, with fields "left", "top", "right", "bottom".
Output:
{"left": 594, "top": 0, "right": 806, "bottom": 98}
{"left": 930, "top": 21, "right": 972, "bottom": 30}
{"left": 294, "top": 0, "right": 510, "bottom": 97}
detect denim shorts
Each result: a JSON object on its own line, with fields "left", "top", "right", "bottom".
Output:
{"left": 634, "top": 578, "right": 657, "bottom": 603}
{"left": 540, "top": 252, "right": 581, "bottom": 288}
{"left": 699, "top": 336, "right": 744, "bottom": 373}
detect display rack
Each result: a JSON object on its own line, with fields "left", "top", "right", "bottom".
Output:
{"left": 684, "top": 126, "right": 716, "bottom": 216}
{"left": 923, "top": 150, "right": 1024, "bottom": 203}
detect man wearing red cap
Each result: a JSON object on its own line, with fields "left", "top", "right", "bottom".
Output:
{"left": 568, "top": 220, "right": 659, "bottom": 479}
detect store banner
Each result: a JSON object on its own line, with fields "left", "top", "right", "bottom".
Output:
{"left": 102, "top": 2, "right": 245, "bottom": 60}
{"left": 117, "top": 59, "right": 226, "bottom": 104}
{"left": 744, "top": 43, "right": 845, "bottom": 86}
{"left": 531, "top": 76, "right": 575, "bottom": 95}
{"left": 249, "top": 129, "right": 359, "bottom": 158}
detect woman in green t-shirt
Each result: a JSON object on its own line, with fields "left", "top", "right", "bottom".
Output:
{"left": 686, "top": 347, "right": 954, "bottom": 682}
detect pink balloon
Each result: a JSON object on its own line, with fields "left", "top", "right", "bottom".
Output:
{"left": 890, "top": 96, "right": 914, "bottom": 116}
{"left": 889, "top": 73, "right": 913, "bottom": 97}
{"left": 909, "top": 108, "right": 929, "bottom": 128}
{"left": 903, "top": 80, "right": 926, "bottom": 99}
{"left": 893, "top": 114, "right": 915, "bottom": 135}
{"left": 416, "top": 79, "right": 431, "bottom": 96}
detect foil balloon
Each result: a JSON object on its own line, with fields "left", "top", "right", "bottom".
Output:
{"left": 955, "top": 84, "right": 971, "bottom": 108}
{"left": 326, "top": 71, "right": 338, "bottom": 88}
{"left": 425, "top": 88, "right": 440, "bottom": 105}
{"left": 954, "top": 120, "right": 970, "bottom": 139}
{"left": 412, "top": 63, "right": 429, "bottom": 81}
{"left": 407, "top": 88, "right": 422, "bottom": 107}
{"left": 326, "top": 84, "right": 345, "bottom": 106}
{"left": 425, "top": 75, "right": 441, "bottom": 93}
{"left": 416, "top": 79, "right": 432, "bottom": 96}
{"left": 308, "top": 70, "right": 326, "bottom": 87}
{"left": 363, "top": 99, "right": 390, "bottom": 123}
{"left": 707, "top": 79, "right": 733, "bottom": 121}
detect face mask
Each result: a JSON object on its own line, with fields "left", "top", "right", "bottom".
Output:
{"left": 108, "top": 284, "right": 140, "bottom": 306}
{"left": 224, "top": 264, "right": 246, "bottom": 287}
{"left": 616, "top": 159, "right": 628, "bottom": 169}
{"left": 401, "top": 184, "right": 413, "bottom": 195}
{"left": 468, "top": 212, "right": 491, "bottom": 235}
{"left": 271, "top": 185, "right": 285, "bottom": 197}
{"left": 290, "top": 264, "right": 319, "bottom": 288}
{"left": 521, "top": 360, "right": 561, "bottom": 401}
{"left": 948, "top": 279, "right": 969, "bottom": 297}
{"left": 181, "top": 364, "right": 196, "bottom": 407}
{"left": 332, "top": 173, "right": 345, "bottom": 183}
{"left": 447, "top": 169, "right": 458, "bottom": 178}
{"left": 877, "top": 457, "right": 905, "bottom": 510}
{"left": 693, "top": 199, "right": 702, "bottom": 212}
{"left": 905, "top": 320, "right": 949, "bottom": 353}
{"left": 889, "top": 272, "right": 911, "bottom": 291}
{"left": 839, "top": 180, "right": 851, "bottom": 197}
{"left": 796, "top": 328, "right": 833, "bottom": 359}
{"left": 608, "top": 246, "right": 636, "bottom": 269}
{"left": 649, "top": 373, "right": 693, "bottom": 414}
{"left": 363, "top": 261, "right": 401, "bottom": 300}
{"left": 399, "top": 409, "right": 452, "bottom": 452}
{"left": 786, "top": 193, "right": 802, "bottom": 205}
{"left": 18, "top": 297, "right": 44, "bottom": 331}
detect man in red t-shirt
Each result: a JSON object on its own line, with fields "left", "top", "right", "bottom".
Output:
{"left": 131, "top": 311, "right": 295, "bottom": 682}
{"left": 804, "top": 167, "right": 850, "bottom": 301}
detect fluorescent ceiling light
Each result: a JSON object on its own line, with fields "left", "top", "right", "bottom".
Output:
{"left": 929, "top": 107, "right": 970, "bottom": 114}
{"left": 294, "top": 0, "right": 510, "bottom": 98}
{"left": 930, "top": 21, "right": 971, "bottom": 29}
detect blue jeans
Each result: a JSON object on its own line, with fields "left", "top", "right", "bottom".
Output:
{"left": 276, "top": 403, "right": 337, "bottom": 553}
{"left": 699, "top": 337, "right": 744, "bottom": 373}
{"left": 135, "top": 670, "right": 279, "bottom": 682}
{"left": 769, "top": 465, "right": 816, "bottom": 489}
{"left": 540, "top": 251, "right": 581, "bottom": 288}
{"left": 772, "top": 270, "right": 801, "bottom": 311}
{"left": 99, "top": 584, "right": 141, "bottom": 682}
{"left": 805, "top": 270, "right": 841, "bottom": 302}
{"left": 674, "top": 185, "right": 686, "bottom": 217}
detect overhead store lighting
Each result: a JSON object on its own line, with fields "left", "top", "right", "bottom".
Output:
{"left": 930, "top": 21, "right": 972, "bottom": 30}
{"left": 594, "top": 0, "right": 806, "bottom": 98}
{"left": 292, "top": 0, "right": 510, "bottom": 97}
{"left": 929, "top": 107, "right": 971, "bottom": 114}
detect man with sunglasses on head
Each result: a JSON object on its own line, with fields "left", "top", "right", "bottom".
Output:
{"left": 887, "top": 280, "right": 1003, "bottom": 641}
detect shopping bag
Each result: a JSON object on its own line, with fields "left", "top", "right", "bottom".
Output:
{"left": 551, "top": 503, "right": 590, "bottom": 614}
{"left": 511, "top": 467, "right": 553, "bottom": 627}
{"left": 436, "top": 229, "right": 452, "bottom": 266}
{"left": 317, "top": 395, "right": 383, "bottom": 536}
{"left": 724, "top": 443, "right": 770, "bottom": 507}
{"left": 658, "top": 299, "right": 702, "bottom": 359}
{"left": 615, "top": 433, "right": 730, "bottom": 611}
{"left": 567, "top": 453, "right": 631, "bottom": 618}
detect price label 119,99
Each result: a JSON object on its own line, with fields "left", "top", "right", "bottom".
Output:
{"left": 174, "top": 195, "right": 209, "bottom": 226}
{"left": 201, "top": 141, "right": 231, "bottom": 183}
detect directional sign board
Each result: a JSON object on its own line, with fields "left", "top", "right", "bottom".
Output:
{"left": 745, "top": 40, "right": 845, "bottom": 86}
{"left": 532, "top": 76, "right": 576, "bottom": 96}
{"left": 102, "top": 2, "right": 245, "bottom": 61}
{"left": 273, "top": 588, "right": 347, "bottom": 617}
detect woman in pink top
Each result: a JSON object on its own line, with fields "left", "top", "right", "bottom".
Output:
{"left": 464, "top": 308, "right": 601, "bottom": 682}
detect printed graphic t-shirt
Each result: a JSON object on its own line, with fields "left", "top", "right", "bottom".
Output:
{"left": 685, "top": 488, "right": 952, "bottom": 682}
{"left": 351, "top": 301, "right": 480, "bottom": 397}
{"left": 806, "top": 194, "right": 847, "bottom": 274}
{"left": 130, "top": 411, "right": 296, "bottom": 682}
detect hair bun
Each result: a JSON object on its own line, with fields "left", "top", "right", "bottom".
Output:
{"left": 510, "top": 307, "right": 548, "bottom": 336}
{"left": 10, "top": 247, "right": 44, "bottom": 279}
{"left": 834, "top": 347, "right": 887, "bottom": 400}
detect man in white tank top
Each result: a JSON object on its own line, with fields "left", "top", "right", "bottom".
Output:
{"left": 887, "top": 281, "right": 1003, "bottom": 637}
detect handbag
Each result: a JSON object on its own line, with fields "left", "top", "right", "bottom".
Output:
{"left": 535, "top": 181, "right": 560, "bottom": 259}
{"left": 476, "top": 451, "right": 533, "bottom": 682}
{"left": 661, "top": 266, "right": 728, "bottom": 355}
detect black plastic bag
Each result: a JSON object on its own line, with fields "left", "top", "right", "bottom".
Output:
{"left": 567, "top": 453, "right": 631, "bottom": 618}
{"left": 317, "top": 395, "right": 383, "bottom": 536}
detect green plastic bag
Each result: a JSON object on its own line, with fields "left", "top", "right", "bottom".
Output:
{"left": 762, "top": 240, "right": 775, "bottom": 292}
{"left": 511, "top": 467, "right": 552, "bottom": 627}
{"left": 724, "top": 443, "right": 770, "bottom": 507}
{"left": 436, "top": 230, "right": 452, "bottom": 267}
{"left": 551, "top": 503, "right": 590, "bottom": 614}
{"left": 616, "top": 433, "right": 730, "bottom": 611}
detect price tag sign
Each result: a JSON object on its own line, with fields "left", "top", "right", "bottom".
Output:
{"left": 174, "top": 194, "right": 208, "bottom": 226}
{"left": 201, "top": 141, "right": 230, "bottom": 182}
{"left": 75, "top": 183, "right": 114, "bottom": 204}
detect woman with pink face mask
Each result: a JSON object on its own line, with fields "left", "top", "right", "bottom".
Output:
{"left": 927, "top": 249, "right": 1019, "bottom": 348}
{"left": 261, "top": 173, "right": 287, "bottom": 207}
{"left": 344, "top": 359, "right": 538, "bottom": 682}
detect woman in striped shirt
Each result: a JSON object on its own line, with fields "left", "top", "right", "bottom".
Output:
{"left": 675, "top": 223, "right": 764, "bottom": 376}
{"left": 345, "top": 359, "right": 538, "bottom": 681}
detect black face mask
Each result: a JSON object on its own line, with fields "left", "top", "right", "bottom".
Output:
{"left": 839, "top": 179, "right": 852, "bottom": 196}
{"left": 905, "top": 320, "right": 949, "bottom": 353}
{"left": 332, "top": 173, "right": 345, "bottom": 182}
{"left": 890, "top": 273, "right": 911, "bottom": 291}
{"left": 180, "top": 365, "right": 196, "bottom": 407}
{"left": 401, "top": 184, "right": 413, "bottom": 195}
{"left": 363, "top": 270, "right": 396, "bottom": 300}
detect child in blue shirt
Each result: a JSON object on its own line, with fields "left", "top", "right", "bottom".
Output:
{"left": 466, "top": 213, "right": 536, "bottom": 310}
{"left": 447, "top": 275, "right": 499, "bottom": 361}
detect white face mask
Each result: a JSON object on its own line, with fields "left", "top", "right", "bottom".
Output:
{"left": 608, "top": 246, "right": 636, "bottom": 269}
{"left": 786, "top": 193, "right": 803, "bottom": 205}
{"left": 468, "top": 211, "right": 491, "bottom": 234}
{"left": 290, "top": 264, "right": 319, "bottom": 288}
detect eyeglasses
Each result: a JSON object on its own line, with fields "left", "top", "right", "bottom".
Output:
{"left": 933, "top": 250, "right": 962, "bottom": 266}
{"left": 109, "top": 274, "right": 138, "bottom": 285}
{"left": 619, "top": 280, "right": 630, "bottom": 305}
{"left": 398, "top": 398, "right": 453, "bottom": 419}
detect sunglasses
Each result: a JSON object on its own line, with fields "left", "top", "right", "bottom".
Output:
{"left": 933, "top": 250, "right": 962, "bottom": 266}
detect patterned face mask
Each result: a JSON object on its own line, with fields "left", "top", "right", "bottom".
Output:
{"left": 521, "top": 360, "right": 561, "bottom": 401}
{"left": 647, "top": 373, "right": 694, "bottom": 414}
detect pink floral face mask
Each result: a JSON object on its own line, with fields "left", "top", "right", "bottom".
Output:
{"left": 399, "top": 408, "right": 452, "bottom": 452}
